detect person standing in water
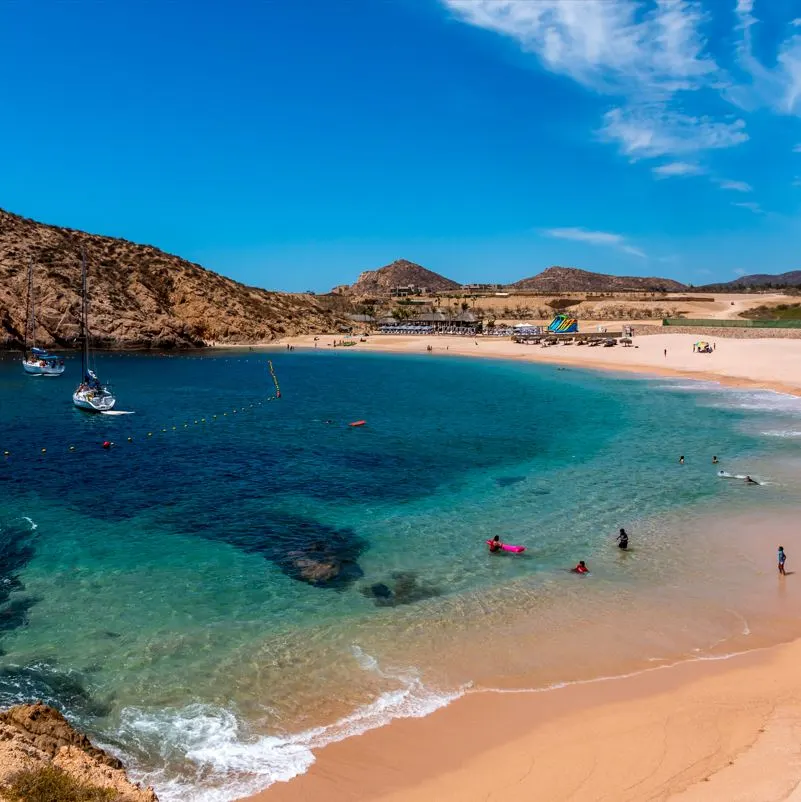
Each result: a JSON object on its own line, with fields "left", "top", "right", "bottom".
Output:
{"left": 712, "top": 456, "right": 719, "bottom": 464}
{"left": 616, "top": 528, "right": 629, "bottom": 550}
{"left": 679, "top": 455, "right": 685, "bottom": 465}
{"left": 572, "top": 561, "right": 589, "bottom": 574}
{"left": 778, "top": 546, "right": 787, "bottom": 576}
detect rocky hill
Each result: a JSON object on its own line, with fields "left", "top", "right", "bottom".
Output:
{"left": 338, "top": 259, "right": 460, "bottom": 297}
{"left": 509, "top": 266, "right": 686, "bottom": 293}
{"left": 0, "top": 209, "right": 343, "bottom": 349}
{"left": 0, "top": 703, "right": 157, "bottom": 801}
{"left": 701, "top": 270, "right": 801, "bottom": 290}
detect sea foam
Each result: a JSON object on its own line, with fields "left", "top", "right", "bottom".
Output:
{"left": 120, "top": 648, "right": 463, "bottom": 802}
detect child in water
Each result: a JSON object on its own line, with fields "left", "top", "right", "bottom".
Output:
{"left": 572, "top": 561, "right": 589, "bottom": 574}
{"left": 778, "top": 546, "right": 787, "bottom": 576}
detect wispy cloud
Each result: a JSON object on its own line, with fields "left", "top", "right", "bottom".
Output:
{"left": 728, "top": 1, "right": 801, "bottom": 115}
{"left": 542, "top": 227, "right": 646, "bottom": 258}
{"left": 794, "top": 144, "right": 801, "bottom": 152}
{"left": 716, "top": 179, "right": 752, "bottom": 192}
{"left": 652, "top": 161, "right": 703, "bottom": 178}
{"left": 442, "top": 0, "right": 748, "bottom": 164}
{"left": 600, "top": 106, "right": 748, "bottom": 160}
{"left": 732, "top": 201, "right": 762, "bottom": 213}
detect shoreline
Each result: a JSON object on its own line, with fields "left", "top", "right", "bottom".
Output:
{"left": 246, "top": 636, "right": 801, "bottom": 802}
{"left": 282, "top": 332, "right": 801, "bottom": 398}
{"left": 234, "top": 333, "right": 801, "bottom": 802}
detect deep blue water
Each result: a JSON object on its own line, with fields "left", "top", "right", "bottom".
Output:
{"left": 1, "top": 349, "right": 800, "bottom": 800}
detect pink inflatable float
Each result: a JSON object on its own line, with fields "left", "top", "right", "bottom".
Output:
{"left": 486, "top": 540, "right": 526, "bottom": 553}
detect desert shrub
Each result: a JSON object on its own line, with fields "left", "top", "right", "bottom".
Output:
{"left": 1, "top": 765, "right": 116, "bottom": 802}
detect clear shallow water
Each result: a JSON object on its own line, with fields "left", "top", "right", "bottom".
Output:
{"left": 1, "top": 350, "right": 800, "bottom": 800}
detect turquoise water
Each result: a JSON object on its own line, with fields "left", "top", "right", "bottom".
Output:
{"left": 1, "top": 350, "right": 800, "bottom": 800}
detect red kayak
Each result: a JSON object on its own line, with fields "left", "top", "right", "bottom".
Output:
{"left": 486, "top": 540, "right": 526, "bottom": 553}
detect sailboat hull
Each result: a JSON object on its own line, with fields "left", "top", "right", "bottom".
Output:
{"left": 73, "top": 389, "right": 116, "bottom": 412}
{"left": 23, "top": 359, "right": 65, "bottom": 376}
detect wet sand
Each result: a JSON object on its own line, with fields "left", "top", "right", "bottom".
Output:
{"left": 249, "top": 637, "right": 801, "bottom": 802}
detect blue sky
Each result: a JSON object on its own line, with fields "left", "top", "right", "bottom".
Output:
{"left": 2, "top": 0, "right": 801, "bottom": 291}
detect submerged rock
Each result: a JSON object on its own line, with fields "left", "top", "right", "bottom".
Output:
{"left": 361, "top": 571, "right": 441, "bottom": 607}
{"left": 496, "top": 476, "right": 526, "bottom": 488}
{"left": 0, "top": 703, "right": 157, "bottom": 801}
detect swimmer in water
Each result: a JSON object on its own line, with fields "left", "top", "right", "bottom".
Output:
{"left": 616, "top": 528, "right": 629, "bottom": 550}
{"left": 572, "top": 560, "right": 589, "bottom": 574}
{"left": 712, "top": 455, "right": 719, "bottom": 464}
{"left": 778, "top": 546, "right": 787, "bottom": 576}
{"left": 679, "top": 455, "right": 685, "bottom": 465}
{"left": 744, "top": 475, "right": 759, "bottom": 485}
{"left": 488, "top": 535, "right": 503, "bottom": 554}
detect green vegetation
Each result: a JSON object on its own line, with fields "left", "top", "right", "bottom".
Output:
{"left": 740, "top": 302, "right": 801, "bottom": 320}
{"left": 1, "top": 766, "right": 116, "bottom": 802}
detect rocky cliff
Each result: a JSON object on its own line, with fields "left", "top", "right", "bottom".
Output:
{"left": 509, "top": 266, "right": 686, "bottom": 293}
{"left": 0, "top": 703, "right": 156, "bottom": 801}
{"left": 0, "top": 209, "right": 343, "bottom": 349}
{"left": 338, "top": 259, "right": 460, "bottom": 297}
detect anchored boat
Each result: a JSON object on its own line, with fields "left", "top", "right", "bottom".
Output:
{"left": 72, "top": 250, "right": 116, "bottom": 412}
{"left": 22, "top": 260, "right": 65, "bottom": 376}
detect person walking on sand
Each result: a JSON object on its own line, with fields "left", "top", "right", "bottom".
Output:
{"left": 778, "top": 546, "right": 787, "bottom": 576}
{"left": 664, "top": 348, "right": 667, "bottom": 358}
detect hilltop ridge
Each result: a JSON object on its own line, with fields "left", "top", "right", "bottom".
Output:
{"left": 0, "top": 209, "right": 342, "bottom": 349}
{"left": 336, "top": 259, "right": 460, "bottom": 296}
{"left": 509, "top": 266, "right": 687, "bottom": 293}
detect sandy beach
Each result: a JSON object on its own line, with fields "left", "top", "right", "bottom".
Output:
{"left": 235, "top": 329, "right": 801, "bottom": 802}
{"left": 283, "top": 330, "right": 801, "bottom": 396}
{"left": 248, "top": 638, "right": 801, "bottom": 802}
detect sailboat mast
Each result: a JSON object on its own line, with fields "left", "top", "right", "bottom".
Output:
{"left": 24, "top": 260, "right": 34, "bottom": 354}
{"left": 81, "top": 249, "right": 89, "bottom": 379}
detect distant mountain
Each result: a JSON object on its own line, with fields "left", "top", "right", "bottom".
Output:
{"left": 509, "top": 266, "right": 686, "bottom": 293}
{"left": 700, "top": 270, "right": 801, "bottom": 290}
{"left": 0, "top": 209, "right": 342, "bottom": 349}
{"left": 338, "top": 259, "right": 460, "bottom": 297}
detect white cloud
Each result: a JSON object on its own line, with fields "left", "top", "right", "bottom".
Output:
{"left": 442, "top": 0, "right": 716, "bottom": 98}
{"left": 794, "top": 144, "right": 801, "bottom": 152}
{"left": 732, "top": 201, "right": 762, "bottom": 213}
{"left": 542, "top": 226, "right": 646, "bottom": 257}
{"left": 442, "top": 0, "right": 748, "bottom": 166}
{"left": 600, "top": 106, "right": 748, "bottom": 160}
{"left": 716, "top": 179, "right": 752, "bottom": 192}
{"left": 652, "top": 161, "right": 703, "bottom": 177}
{"left": 729, "top": 1, "right": 801, "bottom": 115}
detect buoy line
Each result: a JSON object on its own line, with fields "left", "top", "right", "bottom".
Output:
{"left": 1, "top": 361, "right": 282, "bottom": 460}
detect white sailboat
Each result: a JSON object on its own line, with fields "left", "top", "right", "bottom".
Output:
{"left": 22, "top": 260, "right": 65, "bottom": 376}
{"left": 72, "top": 250, "right": 116, "bottom": 412}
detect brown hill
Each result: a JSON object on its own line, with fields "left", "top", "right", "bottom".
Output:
{"left": 0, "top": 209, "right": 342, "bottom": 349}
{"left": 340, "top": 259, "right": 460, "bottom": 297}
{"left": 700, "top": 270, "right": 801, "bottom": 290}
{"left": 509, "top": 266, "right": 686, "bottom": 293}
